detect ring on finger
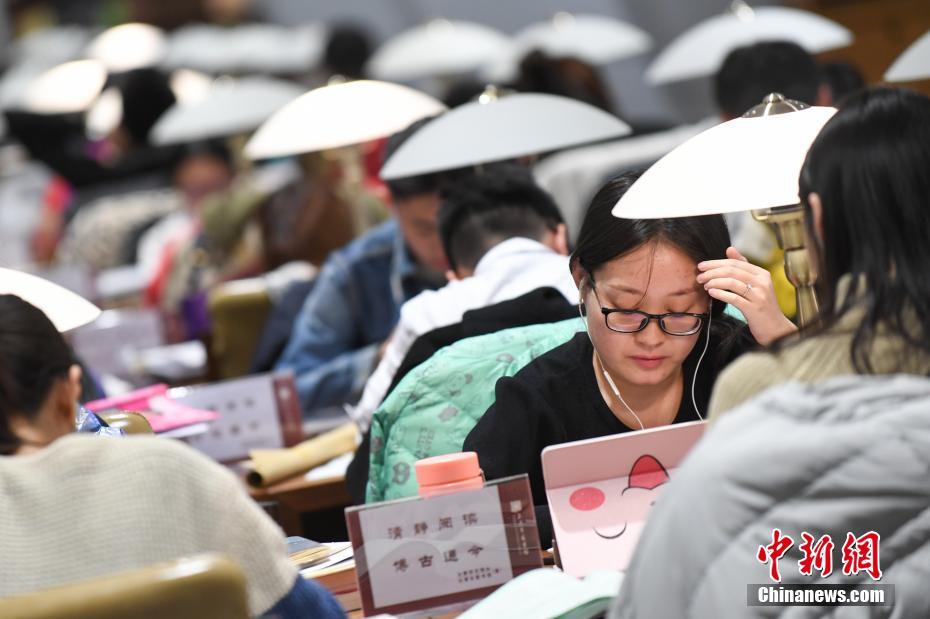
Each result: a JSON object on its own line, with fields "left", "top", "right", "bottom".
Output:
{"left": 743, "top": 282, "right": 753, "bottom": 297}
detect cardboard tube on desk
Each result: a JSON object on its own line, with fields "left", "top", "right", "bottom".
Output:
{"left": 247, "top": 423, "right": 358, "bottom": 487}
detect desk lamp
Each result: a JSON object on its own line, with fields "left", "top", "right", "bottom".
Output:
{"left": 613, "top": 93, "right": 837, "bottom": 326}
{"left": 646, "top": 0, "right": 852, "bottom": 85}
{"left": 885, "top": 29, "right": 930, "bottom": 83}
{"left": 0, "top": 268, "right": 101, "bottom": 332}
{"left": 380, "top": 89, "right": 630, "bottom": 180}
{"left": 483, "top": 13, "right": 653, "bottom": 83}
{"left": 368, "top": 19, "right": 509, "bottom": 82}
{"left": 86, "top": 23, "right": 166, "bottom": 73}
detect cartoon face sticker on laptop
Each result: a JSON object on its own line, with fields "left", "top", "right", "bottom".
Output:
{"left": 565, "top": 455, "right": 669, "bottom": 540}
{"left": 542, "top": 421, "right": 705, "bottom": 577}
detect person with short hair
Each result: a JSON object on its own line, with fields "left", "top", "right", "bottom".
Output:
{"left": 0, "top": 295, "right": 344, "bottom": 619}
{"left": 714, "top": 40, "right": 826, "bottom": 120}
{"left": 349, "top": 163, "right": 578, "bottom": 430}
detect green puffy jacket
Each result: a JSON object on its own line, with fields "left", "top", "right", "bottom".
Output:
{"left": 366, "top": 318, "right": 583, "bottom": 502}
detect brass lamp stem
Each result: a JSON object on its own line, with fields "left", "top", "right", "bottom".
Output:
{"left": 742, "top": 92, "right": 821, "bottom": 327}
{"left": 751, "top": 205, "right": 819, "bottom": 326}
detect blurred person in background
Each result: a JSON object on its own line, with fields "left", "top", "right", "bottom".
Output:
{"left": 515, "top": 51, "right": 617, "bottom": 116}
{"left": 820, "top": 59, "right": 867, "bottom": 104}
{"left": 275, "top": 117, "right": 452, "bottom": 417}
{"left": 322, "top": 23, "right": 374, "bottom": 82}
{"left": 7, "top": 67, "right": 183, "bottom": 264}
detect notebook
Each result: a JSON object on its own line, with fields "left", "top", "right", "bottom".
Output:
{"left": 542, "top": 421, "right": 706, "bottom": 577}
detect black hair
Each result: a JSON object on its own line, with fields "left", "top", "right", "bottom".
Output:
{"left": 324, "top": 24, "right": 373, "bottom": 79}
{"left": 572, "top": 171, "right": 732, "bottom": 319}
{"left": 438, "top": 163, "right": 564, "bottom": 271}
{"left": 381, "top": 116, "right": 448, "bottom": 201}
{"left": 573, "top": 171, "right": 754, "bottom": 368}
{"left": 714, "top": 41, "right": 819, "bottom": 119}
{"left": 0, "top": 295, "right": 76, "bottom": 455}
{"left": 115, "top": 68, "right": 176, "bottom": 146}
{"left": 797, "top": 87, "right": 930, "bottom": 373}
{"left": 175, "top": 139, "right": 234, "bottom": 175}
{"left": 820, "top": 60, "right": 866, "bottom": 105}
{"left": 515, "top": 51, "right": 615, "bottom": 114}
{"left": 441, "top": 79, "right": 488, "bottom": 108}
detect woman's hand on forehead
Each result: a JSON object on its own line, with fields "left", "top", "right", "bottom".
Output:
{"left": 696, "top": 247, "right": 797, "bottom": 345}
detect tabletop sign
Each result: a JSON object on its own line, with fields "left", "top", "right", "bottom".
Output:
{"left": 346, "top": 475, "right": 542, "bottom": 617}
{"left": 170, "top": 371, "right": 303, "bottom": 463}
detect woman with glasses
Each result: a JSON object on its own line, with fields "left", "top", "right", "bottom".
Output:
{"left": 463, "top": 171, "right": 793, "bottom": 540}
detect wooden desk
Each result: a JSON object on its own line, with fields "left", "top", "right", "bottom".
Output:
{"left": 246, "top": 473, "right": 352, "bottom": 536}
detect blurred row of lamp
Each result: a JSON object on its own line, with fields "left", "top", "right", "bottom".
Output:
{"left": 4, "top": 2, "right": 930, "bottom": 331}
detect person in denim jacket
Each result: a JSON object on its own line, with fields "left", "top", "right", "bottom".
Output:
{"left": 275, "top": 117, "right": 455, "bottom": 416}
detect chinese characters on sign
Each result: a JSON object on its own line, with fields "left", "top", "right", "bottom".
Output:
{"left": 757, "top": 530, "right": 882, "bottom": 582}
{"left": 357, "top": 485, "right": 514, "bottom": 609}
{"left": 385, "top": 513, "right": 479, "bottom": 541}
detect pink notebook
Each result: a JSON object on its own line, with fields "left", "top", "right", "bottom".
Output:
{"left": 85, "top": 385, "right": 219, "bottom": 434}
{"left": 542, "top": 421, "right": 706, "bottom": 577}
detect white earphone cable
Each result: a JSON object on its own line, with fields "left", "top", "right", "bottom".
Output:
{"left": 690, "top": 305, "right": 712, "bottom": 421}
{"left": 578, "top": 296, "right": 646, "bottom": 431}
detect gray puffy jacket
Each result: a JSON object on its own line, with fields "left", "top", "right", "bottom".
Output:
{"left": 611, "top": 374, "right": 930, "bottom": 618}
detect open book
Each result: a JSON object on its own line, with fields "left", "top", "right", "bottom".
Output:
{"left": 458, "top": 569, "right": 622, "bottom": 619}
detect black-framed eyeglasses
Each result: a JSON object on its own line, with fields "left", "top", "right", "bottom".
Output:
{"left": 590, "top": 287, "right": 708, "bottom": 336}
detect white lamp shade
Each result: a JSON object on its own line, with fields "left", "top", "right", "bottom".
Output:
{"left": 162, "top": 23, "right": 326, "bottom": 75}
{"left": 612, "top": 106, "right": 837, "bottom": 219}
{"left": 169, "top": 69, "right": 214, "bottom": 105}
{"left": 0, "top": 27, "right": 91, "bottom": 111}
{"left": 646, "top": 6, "right": 852, "bottom": 84}
{"left": 0, "top": 268, "right": 101, "bottom": 332}
{"left": 85, "top": 86, "right": 124, "bottom": 140}
{"left": 86, "top": 22, "right": 167, "bottom": 73}
{"left": 484, "top": 13, "right": 653, "bottom": 82}
{"left": 368, "top": 19, "right": 510, "bottom": 81}
{"left": 244, "top": 80, "right": 447, "bottom": 160}
{"left": 18, "top": 60, "right": 107, "bottom": 114}
{"left": 381, "top": 93, "right": 631, "bottom": 180}
{"left": 151, "top": 77, "right": 304, "bottom": 145}
{"left": 885, "top": 29, "right": 930, "bottom": 82}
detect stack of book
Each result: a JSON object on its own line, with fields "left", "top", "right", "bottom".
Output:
{"left": 287, "top": 537, "right": 359, "bottom": 613}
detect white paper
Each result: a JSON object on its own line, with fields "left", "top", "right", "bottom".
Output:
{"left": 305, "top": 452, "right": 353, "bottom": 481}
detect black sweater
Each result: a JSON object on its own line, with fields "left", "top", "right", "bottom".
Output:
{"left": 463, "top": 318, "right": 755, "bottom": 543}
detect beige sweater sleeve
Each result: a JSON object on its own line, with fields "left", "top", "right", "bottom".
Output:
{"left": 708, "top": 352, "right": 784, "bottom": 421}
{"left": 154, "top": 440, "right": 298, "bottom": 616}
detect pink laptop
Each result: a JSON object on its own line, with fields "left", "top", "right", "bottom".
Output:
{"left": 542, "top": 421, "right": 706, "bottom": 577}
